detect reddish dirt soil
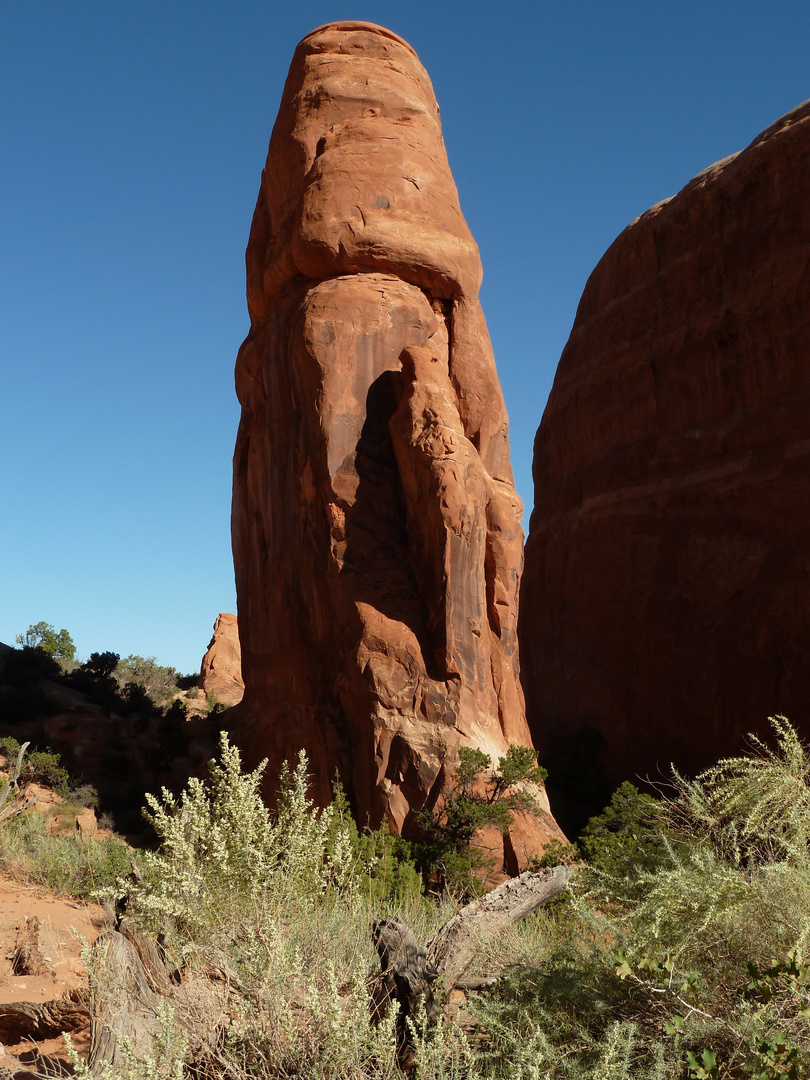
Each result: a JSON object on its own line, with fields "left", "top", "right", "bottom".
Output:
{"left": 0, "top": 870, "right": 108, "bottom": 1076}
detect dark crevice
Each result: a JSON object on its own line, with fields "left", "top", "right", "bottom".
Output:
{"left": 342, "top": 369, "right": 441, "bottom": 681}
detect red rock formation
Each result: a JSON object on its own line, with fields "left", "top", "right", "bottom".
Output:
{"left": 521, "top": 101, "right": 810, "bottom": 797}
{"left": 230, "top": 21, "right": 563, "bottom": 863}
{"left": 199, "top": 613, "right": 243, "bottom": 707}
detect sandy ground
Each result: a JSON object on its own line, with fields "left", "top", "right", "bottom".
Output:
{"left": 0, "top": 872, "right": 108, "bottom": 1077}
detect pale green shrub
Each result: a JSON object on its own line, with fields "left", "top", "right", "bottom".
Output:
{"left": 480, "top": 718, "right": 810, "bottom": 1079}
{"left": 84, "top": 722, "right": 810, "bottom": 1078}
{"left": 108, "top": 735, "right": 362, "bottom": 942}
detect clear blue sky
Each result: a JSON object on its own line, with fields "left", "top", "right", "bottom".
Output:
{"left": 2, "top": 1, "right": 808, "bottom": 674}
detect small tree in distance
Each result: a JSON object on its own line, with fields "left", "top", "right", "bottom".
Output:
{"left": 15, "top": 621, "right": 76, "bottom": 664}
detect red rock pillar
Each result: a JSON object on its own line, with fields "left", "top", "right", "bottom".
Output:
{"left": 230, "top": 21, "right": 564, "bottom": 862}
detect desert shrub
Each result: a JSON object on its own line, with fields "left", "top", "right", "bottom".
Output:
{"left": 0, "top": 738, "right": 73, "bottom": 795}
{"left": 122, "top": 680, "right": 153, "bottom": 712}
{"left": 578, "top": 780, "right": 672, "bottom": 876}
{"left": 115, "top": 654, "right": 181, "bottom": 705}
{"left": 0, "top": 735, "right": 22, "bottom": 766}
{"left": 534, "top": 836, "right": 581, "bottom": 869}
{"left": 416, "top": 744, "right": 548, "bottom": 896}
{"left": 328, "top": 778, "right": 423, "bottom": 906}
{"left": 70, "top": 783, "right": 100, "bottom": 809}
{"left": 476, "top": 717, "right": 810, "bottom": 1079}
{"left": 204, "top": 690, "right": 224, "bottom": 715}
{"left": 84, "top": 650, "right": 121, "bottom": 678}
{"left": 0, "top": 808, "right": 133, "bottom": 897}
{"left": 26, "top": 748, "right": 71, "bottom": 794}
{"left": 91, "top": 735, "right": 454, "bottom": 1078}
{"left": 78, "top": 720, "right": 810, "bottom": 1078}
{"left": 104, "top": 735, "right": 373, "bottom": 940}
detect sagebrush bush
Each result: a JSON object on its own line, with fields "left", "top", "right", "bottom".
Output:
{"left": 92, "top": 735, "right": 454, "bottom": 1078}
{"left": 67, "top": 718, "right": 810, "bottom": 1079}
{"left": 479, "top": 717, "right": 810, "bottom": 1079}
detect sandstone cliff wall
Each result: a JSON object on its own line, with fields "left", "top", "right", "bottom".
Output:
{"left": 521, "top": 100, "right": 810, "bottom": 797}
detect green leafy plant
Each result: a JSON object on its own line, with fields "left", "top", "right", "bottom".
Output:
{"left": 26, "top": 748, "right": 71, "bottom": 794}
{"left": 579, "top": 780, "right": 671, "bottom": 876}
{"left": 15, "top": 621, "right": 76, "bottom": 664}
{"left": 416, "top": 744, "right": 547, "bottom": 896}
{"left": 0, "top": 737, "right": 72, "bottom": 795}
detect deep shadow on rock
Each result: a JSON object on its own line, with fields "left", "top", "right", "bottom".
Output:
{"left": 521, "top": 100, "right": 810, "bottom": 796}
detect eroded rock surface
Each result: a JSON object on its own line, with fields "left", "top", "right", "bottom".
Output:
{"left": 230, "top": 21, "right": 563, "bottom": 862}
{"left": 198, "top": 613, "right": 244, "bottom": 707}
{"left": 521, "top": 101, "right": 810, "bottom": 795}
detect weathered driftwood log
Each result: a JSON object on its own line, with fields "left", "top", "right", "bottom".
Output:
{"left": 372, "top": 866, "right": 573, "bottom": 1019}
{"left": 371, "top": 917, "right": 438, "bottom": 1027}
{"left": 427, "top": 866, "right": 573, "bottom": 991}
{"left": 0, "top": 997, "right": 90, "bottom": 1043}
{"left": 87, "top": 929, "right": 169, "bottom": 1076}
{"left": 87, "top": 920, "right": 229, "bottom": 1077}
{"left": 0, "top": 741, "right": 37, "bottom": 824}
{"left": 84, "top": 867, "right": 572, "bottom": 1073}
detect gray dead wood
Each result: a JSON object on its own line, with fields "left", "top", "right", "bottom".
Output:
{"left": 427, "top": 866, "right": 573, "bottom": 991}
{"left": 82, "top": 867, "right": 571, "bottom": 1073}
{"left": 371, "top": 916, "right": 438, "bottom": 1027}
{"left": 372, "top": 866, "right": 573, "bottom": 1020}
{"left": 0, "top": 997, "right": 90, "bottom": 1042}
{"left": 87, "top": 923, "right": 229, "bottom": 1076}
{"left": 87, "top": 930, "right": 168, "bottom": 1076}
{"left": 0, "top": 741, "right": 38, "bottom": 824}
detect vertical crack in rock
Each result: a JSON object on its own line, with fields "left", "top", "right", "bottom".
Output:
{"left": 230, "top": 20, "right": 564, "bottom": 863}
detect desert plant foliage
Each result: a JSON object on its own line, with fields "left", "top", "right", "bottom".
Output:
{"left": 7, "top": 716, "right": 810, "bottom": 1078}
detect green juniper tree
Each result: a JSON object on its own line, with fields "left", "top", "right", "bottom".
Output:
{"left": 417, "top": 745, "right": 548, "bottom": 896}
{"left": 15, "top": 621, "right": 76, "bottom": 664}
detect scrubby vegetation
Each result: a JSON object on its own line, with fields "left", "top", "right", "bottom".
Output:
{"left": 26, "top": 718, "right": 808, "bottom": 1078}
{"left": 0, "top": 624, "right": 214, "bottom": 836}
{"left": 10, "top": 621, "right": 196, "bottom": 706}
{"left": 3, "top": 692, "right": 810, "bottom": 1077}
{"left": 0, "top": 740, "right": 133, "bottom": 897}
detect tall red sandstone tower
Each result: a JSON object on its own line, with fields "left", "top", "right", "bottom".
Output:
{"left": 229, "top": 22, "right": 563, "bottom": 866}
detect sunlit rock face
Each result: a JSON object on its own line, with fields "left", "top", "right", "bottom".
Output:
{"left": 521, "top": 100, "right": 810, "bottom": 799}
{"left": 198, "top": 613, "right": 243, "bottom": 707}
{"left": 229, "top": 21, "right": 564, "bottom": 866}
